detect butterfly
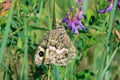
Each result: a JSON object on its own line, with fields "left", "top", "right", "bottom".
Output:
{"left": 35, "top": 24, "right": 76, "bottom": 66}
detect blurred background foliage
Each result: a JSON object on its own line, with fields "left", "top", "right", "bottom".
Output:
{"left": 0, "top": 0, "right": 120, "bottom": 80}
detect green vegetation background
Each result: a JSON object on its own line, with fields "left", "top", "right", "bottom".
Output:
{"left": 0, "top": 0, "right": 120, "bottom": 80}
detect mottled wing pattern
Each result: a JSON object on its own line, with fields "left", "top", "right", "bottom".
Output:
{"left": 35, "top": 24, "right": 76, "bottom": 66}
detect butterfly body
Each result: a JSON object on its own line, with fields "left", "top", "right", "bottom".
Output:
{"left": 35, "top": 25, "right": 76, "bottom": 66}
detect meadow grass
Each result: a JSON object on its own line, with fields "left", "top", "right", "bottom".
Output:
{"left": 0, "top": 0, "right": 120, "bottom": 80}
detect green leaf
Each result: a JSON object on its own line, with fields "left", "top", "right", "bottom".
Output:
{"left": 86, "top": 9, "right": 94, "bottom": 22}
{"left": 17, "top": 38, "right": 22, "bottom": 49}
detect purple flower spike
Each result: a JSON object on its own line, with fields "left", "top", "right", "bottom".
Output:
{"left": 98, "top": 0, "right": 113, "bottom": 13}
{"left": 62, "top": 0, "right": 86, "bottom": 34}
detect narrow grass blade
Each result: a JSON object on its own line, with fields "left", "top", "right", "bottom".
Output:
{"left": 36, "top": 0, "right": 44, "bottom": 27}
{"left": 105, "top": 0, "right": 118, "bottom": 80}
{"left": 20, "top": 18, "right": 28, "bottom": 80}
{"left": 83, "top": 0, "right": 89, "bottom": 13}
{"left": 102, "top": 44, "right": 120, "bottom": 79}
{"left": 0, "top": 0, "right": 15, "bottom": 64}
{"left": 53, "top": 65, "right": 59, "bottom": 80}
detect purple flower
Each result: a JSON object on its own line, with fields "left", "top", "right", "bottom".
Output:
{"left": 76, "top": 6, "right": 84, "bottom": 20}
{"left": 98, "top": 0, "right": 120, "bottom": 13}
{"left": 98, "top": 0, "right": 113, "bottom": 13}
{"left": 70, "top": 7, "right": 73, "bottom": 13}
{"left": 79, "top": 21, "right": 86, "bottom": 30}
{"left": 68, "top": 19, "right": 79, "bottom": 34}
{"left": 62, "top": 12, "right": 70, "bottom": 23}
{"left": 76, "top": 0, "right": 83, "bottom": 5}
{"left": 62, "top": 7, "right": 86, "bottom": 34}
{"left": 118, "top": 0, "right": 120, "bottom": 9}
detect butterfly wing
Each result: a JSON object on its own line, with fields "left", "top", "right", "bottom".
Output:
{"left": 35, "top": 25, "right": 76, "bottom": 66}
